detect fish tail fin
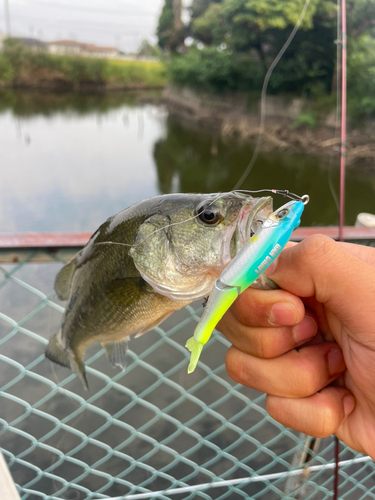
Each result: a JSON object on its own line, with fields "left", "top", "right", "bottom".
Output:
{"left": 45, "top": 331, "right": 89, "bottom": 390}
{"left": 45, "top": 331, "right": 71, "bottom": 369}
{"left": 185, "top": 337, "right": 204, "bottom": 374}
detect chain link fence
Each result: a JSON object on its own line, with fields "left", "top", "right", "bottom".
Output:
{"left": 1, "top": 247, "right": 375, "bottom": 499}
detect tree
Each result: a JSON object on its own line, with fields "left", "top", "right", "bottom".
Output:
{"left": 138, "top": 40, "right": 161, "bottom": 58}
{"left": 172, "top": 0, "right": 337, "bottom": 93}
{"left": 156, "top": 0, "right": 186, "bottom": 51}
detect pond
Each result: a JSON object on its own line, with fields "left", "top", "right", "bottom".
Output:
{"left": 1, "top": 89, "right": 375, "bottom": 233}
{"left": 0, "top": 89, "right": 374, "bottom": 499}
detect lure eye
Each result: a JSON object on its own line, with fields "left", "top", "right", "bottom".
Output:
{"left": 277, "top": 209, "right": 289, "bottom": 219}
{"left": 197, "top": 204, "right": 222, "bottom": 225}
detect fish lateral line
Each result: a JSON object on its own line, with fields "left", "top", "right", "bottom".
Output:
{"left": 90, "top": 191, "right": 308, "bottom": 252}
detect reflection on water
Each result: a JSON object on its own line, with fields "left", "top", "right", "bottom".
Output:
{"left": 1, "top": 89, "right": 375, "bottom": 233}
{"left": 154, "top": 120, "right": 375, "bottom": 226}
{"left": 0, "top": 90, "right": 166, "bottom": 232}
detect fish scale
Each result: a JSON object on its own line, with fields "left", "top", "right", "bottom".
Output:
{"left": 46, "top": 192, "right": 273, "bottom": 388}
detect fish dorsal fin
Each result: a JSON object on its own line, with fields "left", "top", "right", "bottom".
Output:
{"left": 103, "top": 277, "right": 152, "bottom": 307}
{"left": 102, "top": 339, "right": 129, "bottom": 370}
{"left": 54, "top": 258, "right": 77, "bottom": 300}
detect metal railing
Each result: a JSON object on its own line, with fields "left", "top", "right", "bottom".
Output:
{"left": 1, "top": 230, "right": 374, "bottom": 499}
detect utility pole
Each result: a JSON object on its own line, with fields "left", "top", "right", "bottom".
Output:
{"left": 4, "top": 0, "right": 11, "bottom": 36}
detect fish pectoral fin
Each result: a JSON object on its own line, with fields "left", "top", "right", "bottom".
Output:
{"left": 54, "top": 257, "right": 78, "bottom": 300}
{"left": 103, "top": 277, "right": 149, "bottom": 307}
{"left": 185, "top": 337, "right": 204, "bottom": 374}
{"left": 102, "top": 339, "right": 129, "bottom": 371}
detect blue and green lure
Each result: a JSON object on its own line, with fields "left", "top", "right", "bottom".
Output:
{"left": 185, "top": 196, "right": 308, "bottom": 374}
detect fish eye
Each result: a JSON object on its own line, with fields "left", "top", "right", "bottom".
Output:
{"left": 276, "top": 209, "right": 289, "bottom": 219}
{"left": 197, "top": 204, "right": 222, "bottom": 225}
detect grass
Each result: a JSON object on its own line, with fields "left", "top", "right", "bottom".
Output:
{"left": 0, "top": 39, "right": 168, "bottom": 89}
{"left": 105, "top": 59, "right": 168, "bottom": 87}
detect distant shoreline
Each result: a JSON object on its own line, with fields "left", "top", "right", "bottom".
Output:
{"left": 163, "top": 86, "right": 375, "bottom": 171}
{"left": 0, "top": 45, "right": 168, "bottom": 92}
{"left": 0, "top": 81, "right": 166, "bottom": 92}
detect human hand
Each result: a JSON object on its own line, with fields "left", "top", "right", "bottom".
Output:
{"left": 217, "top": 235, "right": 375, "bottom": 458}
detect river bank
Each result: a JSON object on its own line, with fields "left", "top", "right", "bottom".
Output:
{"left": 163, "top": 86, "right": 375, "bottom": 171}
{"left": 0, "top": 44, "right": 167, "bottom": 91}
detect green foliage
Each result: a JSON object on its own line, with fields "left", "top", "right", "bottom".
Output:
{"left": 138, "top": 40, "right": 162, "bottom": 59}
{"left": 347, "top": 0, "right": 375, "bottom": 37}
{"left": 190, "top": 0, "right": 219, "bottom": 19}
{"left": 347, "top": 34, "right": 375, "bottom": 118}
{"left": 106, "top": 60, "right": 167, "bottom": 87}
{"left": 192, "top": 0, "right": 336, "bottom": 49}
{"left": 157, "top": 0, "right": 174, "bottom": 49}
{"left": 0, "top": 39, "right": 167, "bottom": 89}
{"left": 170, "top": 0, "right": 337, "bottom": 95}
{"left": 0, "top": 55, "right": 14, "bottom": 82}
{"left": 169, "top": 47, "right": 263, "bottom": 92}
{"left": 290, "top": 111, "right": 318, "bottom": 130}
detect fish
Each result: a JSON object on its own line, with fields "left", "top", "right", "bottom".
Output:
{"left": 45, "top": 192, "right": 274, "bottom": 389}
{"left": 186, "top": 198, "right": 306, "bottom": 373}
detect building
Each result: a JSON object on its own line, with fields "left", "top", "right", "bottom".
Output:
{"left": 16, "top": 37, "right": 48, "bottom": 51}
{"left": 47, "top": 40, "right": 119, "bottom": 58}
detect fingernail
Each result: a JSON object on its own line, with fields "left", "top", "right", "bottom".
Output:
{"left": 269, "top": 302, "right": 298, "bottom": 326}
{"left": 292, "top": 316, "right": 317, "bottom": 343}
{"left": 327, "top": 347, "right": 345, "bottom": 376}
{"left": 343, "top": 394, "right": 355, "bottom": 416}
{"left": 265, "top": 259, "right": 278, "bottom": 276}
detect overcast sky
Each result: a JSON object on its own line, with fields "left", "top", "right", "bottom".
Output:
{"left": 0, "top": 0, "right": 167, "bottom": 52}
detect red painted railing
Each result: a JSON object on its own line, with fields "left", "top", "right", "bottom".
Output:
{"left": 0, "top": 227, "right": 374, "bottom": 249}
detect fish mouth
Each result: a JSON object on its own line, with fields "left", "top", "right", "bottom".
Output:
{"left": 231, "top": 196, "right": 273, "bottom": 257}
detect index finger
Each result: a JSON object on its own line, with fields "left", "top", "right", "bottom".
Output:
{"left": 265, "top": 235, "right": 375, "bottom": 332}
{"left": 229, "top": 286, "right": 305, "bottom": 328}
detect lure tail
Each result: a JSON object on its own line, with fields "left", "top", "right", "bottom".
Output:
{"left": 185, "top": 337, "right": 204, "bottom": 374}
{"left": 186, "top": 282, "right": 239, "bottom": 373}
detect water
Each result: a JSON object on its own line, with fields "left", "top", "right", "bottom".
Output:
{"left": 1, "top": 90, "right": 374, "bottom": 499}
{"left": 1, "top": 89, "right": 375, "bottom": 233}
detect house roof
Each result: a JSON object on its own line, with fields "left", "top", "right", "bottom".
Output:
{"left": 49, "top": 40, "right": 117, "bottom": 53}
{"left": 17, "top": 37, "right": 47, "bottom": 48}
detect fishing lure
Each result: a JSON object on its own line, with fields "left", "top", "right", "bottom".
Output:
{"left": 185, "top": 195, "right": 309, "bottom": 373}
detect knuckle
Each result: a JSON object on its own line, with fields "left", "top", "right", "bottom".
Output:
{"left": 300, "top": 234, "right": 336, "bottom": 264}
{"left": 293, "top": 367, "right": 320, "bottom": 397}
{"left": 256, "top": 334, "right": 275, "bottom": 359}
{"left": 314, "top": 404, "right": 338, "bottom": 437}
{"left": 225, "top": 348, "right": 246, "bottom": 384}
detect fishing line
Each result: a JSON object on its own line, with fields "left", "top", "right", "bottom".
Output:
{"left": 89, "top": 190, "right": 309, "bottom": 252}
{"left": 85, "top": 0, "right": 314, "bottom": 254}
{"left": 233, "top": 0, "right": 312, "bottom": 190}
{"left": 90, "top": 193, "right": 227, "bottom": 250}
{"left": 327, "top": 0, "right": 343, "bottom": 215}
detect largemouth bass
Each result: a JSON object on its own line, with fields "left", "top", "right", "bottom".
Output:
{"left": 46, "top": 192, "right": 273, "bottom": 388}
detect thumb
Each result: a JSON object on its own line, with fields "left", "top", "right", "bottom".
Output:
{"left": 265, "top": 235, "right": 375, "bottom": 330}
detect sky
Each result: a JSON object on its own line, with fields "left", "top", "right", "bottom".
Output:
{"left": 0, "top": 0, "right": 166, "bottom": 52}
